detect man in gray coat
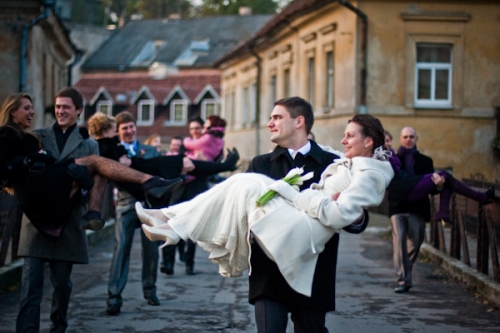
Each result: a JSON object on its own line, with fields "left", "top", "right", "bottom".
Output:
{"left": 16, "top": 87, "right": 99, "bottom": 333}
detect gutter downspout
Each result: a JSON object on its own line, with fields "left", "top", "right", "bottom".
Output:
{"left": 339, "top": 0, "right": 368, "bottom": 114}
{"left": 20, "top": 0, "right": 53, "bottom": 92}
{"left": 249, "top": 46, "right": 262, "bottom": 156}
{"left": 67, "top": 49, "right": 84, "bottom": 86}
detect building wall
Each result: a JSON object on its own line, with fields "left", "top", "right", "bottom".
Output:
{"left": 221, "top": 0, "right": 500, "bottom": 181}
{"left": 0, "top": 4, "right": 75, "bottom": 130}
{"left": 361, "top": 0, "right": 500, "bottom": 181}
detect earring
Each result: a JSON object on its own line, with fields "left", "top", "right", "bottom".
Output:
{"left": 365, "top": 145, "right": 368, "bottom": 148}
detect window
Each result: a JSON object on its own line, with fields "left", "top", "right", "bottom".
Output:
{"left": 96, "top": 101, "right": 112, "bottom": 115}
{"left": 415, "top": 43, "right": 453, "bottom": 108}
{"left": 284, "top": 68, "right": 290, "bottom": 98}
{"left": 326, "top": 51, "right": 334, "bottom": 108}
{"left": 136, "top": 100, "right": 154, "bottom": 126}
{"left": 250, "top": 83, "right": 257, "bottom": 124}
{"left": 230, "top": 92, "right": 235, "bottom": 128}
{"left": 201, "top": 99, "right": 219, "bottom": 119}
{"left": 308, "top": 57, "right": 315, "bottom": 104}
{"left": 242, "top": 87, "right": 249, "bottom": 127}
{"left": 270, "top": 75, "right": 276, "bottom": 115}
{"left": 169, "top": 100, "right": 187, "bottom": 125}
{"left": 224, "top": 93, "right": 230, "bottom": 120}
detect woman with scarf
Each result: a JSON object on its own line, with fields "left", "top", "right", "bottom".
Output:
{"left": 384, "top": 130, "right": 494, "bottom": 223}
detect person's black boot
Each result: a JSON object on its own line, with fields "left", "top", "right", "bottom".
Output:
{"left": 81, "top": 210, "right": 105, "bottom": 231}
{"left": 142, "top": 176, "right": 183, "bottom": 198}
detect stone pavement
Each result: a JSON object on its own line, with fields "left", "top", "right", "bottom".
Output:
{"left": 0, "top": 214, "right": 499, "bottom": 332}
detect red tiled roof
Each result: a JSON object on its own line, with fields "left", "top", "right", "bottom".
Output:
{"left": 74, "top": 71, "right": 220, "bottom": 106}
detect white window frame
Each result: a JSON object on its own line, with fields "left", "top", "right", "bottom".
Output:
{"left": 96, "top": 100, "right": 113, "bottom": 115}
{"left": 414, "top": 44, "right": 453, "bottom": 109}
{"left": 168, "top": 99, "right": 188, "bottom": 126}
{"left": 201, "top": 99, "right": 219, "bottom": 119}
{"left": 136, "top": 100, "right": 155, "bottom": 126}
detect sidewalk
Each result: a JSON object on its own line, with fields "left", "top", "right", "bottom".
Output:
{"left": 1, "top": 214, "right": 499, "bottom": 332}
{"left": 1, "top": 214, "right": 500, "bottom": 308}
{"left": 0, "top": 219, "right": 116, "bottom": 292}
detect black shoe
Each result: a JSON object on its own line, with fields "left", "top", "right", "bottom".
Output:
{"left": 160, "top": 262, "right": 174, "bottom": 275}
{"left": 186, "top": 264, "right": 195, "bottom": 275}
{"left": 80, "top": 210, "right": 105, "bottom": 231}
{"left": 486, "top": 187, "right": 495, "bottom": 202}
{"left": 143, "top": 176, "right": 183, "bottom": 198}
{"left": 394, "top": 285, "right": 411, "bottom": 293}
{"left": 105, "top": 304, "right": 121, "bottom": 315}
{"left": 145, "top": 294, "right": 160, "bottom": 306}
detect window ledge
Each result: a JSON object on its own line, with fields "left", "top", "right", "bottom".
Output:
{"left": 401, "top": 11, "right": 470, "bottom": 22}
{"left": 414, "top": 104, "right": 454, "bottom": 110}
{"left": 164, "top": 121, "right": 187, "bottom": 127}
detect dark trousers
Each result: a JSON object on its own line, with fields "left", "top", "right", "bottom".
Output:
{"left": 254, "top": 297, "right": 328, "bottom": 333}
{"left": 107, "top": 208, "right": 159, "bottom": 307}
{"left": 162, "top": 239, "right": 195, "bottom": 267}
{"left": 16, "top": 257, "right": 73, "bottom": 333}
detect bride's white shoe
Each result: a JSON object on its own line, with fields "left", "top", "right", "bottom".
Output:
{"left": 135, "top": 202, "right": 165, "bottom": 227}
{"left": 142, "top": 224, "right": 180, "bottom": 248}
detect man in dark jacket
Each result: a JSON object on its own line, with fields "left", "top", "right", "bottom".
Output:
{"left": 247, "top": 97, "right": 368, "bottom": 333}
{"left": 16, "top": 87, "right": 99, "bottom": 332}
{"left": 388, "top": 126, "right": 439, "bottom": 293}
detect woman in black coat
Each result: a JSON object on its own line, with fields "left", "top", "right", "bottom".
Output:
{"left": 86, "top": 112, "right": 239, "bottom": 203}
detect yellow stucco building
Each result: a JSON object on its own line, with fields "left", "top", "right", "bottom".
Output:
{"left": 216, "top": 0, "right": 500, "bottom": 182}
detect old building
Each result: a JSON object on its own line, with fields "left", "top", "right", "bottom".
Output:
{"left": 216, "top": 0, "right": 500, "bottom": 182}
{"left": 0, "top": 0, "right": 78, "bottom": 128}
{"left": 77, "top": 14, "right": 272, "bottom": 142}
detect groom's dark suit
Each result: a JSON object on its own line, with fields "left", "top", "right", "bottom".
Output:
{"left": 247, "top": 141, "right": 368, "bottom": 327}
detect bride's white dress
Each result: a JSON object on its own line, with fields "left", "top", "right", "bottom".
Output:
{"left": 162, "top": 157, "right": 394, "bottom": 296}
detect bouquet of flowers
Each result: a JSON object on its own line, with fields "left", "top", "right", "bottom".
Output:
{"left": 256, "top": 167, "right": 314, "bottom": 207}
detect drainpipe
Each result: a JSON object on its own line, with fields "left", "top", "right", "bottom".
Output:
{"left": 249, "top": 46, "right": 262, "bottom": 156}
{"left": 339, "top": 0, "right": 368, "bottom": 114}
{"left": 19, "top": 0, "right": 54, "bottom": 92}
{"left": 67, "top": 49, "right": 84, "bottom": 86}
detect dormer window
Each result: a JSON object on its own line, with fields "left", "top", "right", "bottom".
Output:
{"left": 131, "top": 40, "right": 165, "bottom": 67}
{"left": 169, "top": 100, "right": 188, "bottom": 125}
{"left": 97, "top": 100, "right": 113, "bottom": 115}
{"left": 137, "top": 100, "right": 155, "bottom": 126}
{"left": 202, "top": 99, "right": 219, "bottom": 119}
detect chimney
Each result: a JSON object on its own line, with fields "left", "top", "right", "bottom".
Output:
{"left": 239, "top": 6, "right": 252, "bottom": 16}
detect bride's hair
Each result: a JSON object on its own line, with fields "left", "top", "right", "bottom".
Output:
{"left": 348, "top": 114, "right": 385, "bottom": 153}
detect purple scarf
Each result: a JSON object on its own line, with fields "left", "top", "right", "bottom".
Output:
{"left": 397, "top": 146, "right": 418, "bottom": 176}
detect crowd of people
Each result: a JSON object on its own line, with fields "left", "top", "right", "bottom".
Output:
{"left": 0, "top": 89, "right": 495, "bottom": 333}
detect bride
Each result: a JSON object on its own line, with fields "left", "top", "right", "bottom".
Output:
{"left": 136, "top": 114, "right": 394, "bottom": 296}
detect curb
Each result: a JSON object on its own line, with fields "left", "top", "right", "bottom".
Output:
{"left": 0, "top": 219, "right": 115, "bottom": 293}
{"left": 420, "top": 242, "right": 500, "bottom": 307}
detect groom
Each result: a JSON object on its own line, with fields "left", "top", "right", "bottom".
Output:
{"left": 247, "top": 97, "right": 368, "bottom": 332}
